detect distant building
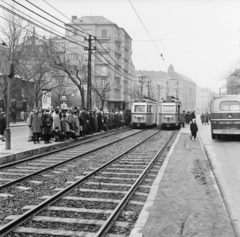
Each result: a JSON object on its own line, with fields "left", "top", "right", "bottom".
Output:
{"left": 64, "top": 15, "right": 135, "bottom": 110}
{"left": 196, "top": 87, "right": 217, "bottom": 113}
{"left": 137, "top": 65, "right": 197, "bottom": 111}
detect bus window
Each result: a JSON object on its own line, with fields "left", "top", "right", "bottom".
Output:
{"left": 147, "top": 105, "right": 153, "bottom": 113}
{"left": 220, "top": 101, "right": 240, "bottom": 111}
{"left": 162, "top": 105, "right": 175, "bottom": 113}
{"left": 134, "top": 105, "right": 145, "bottom": 112}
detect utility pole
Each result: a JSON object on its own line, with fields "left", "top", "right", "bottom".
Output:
{"left": 84, "top": 35, "right": 96, "bottom": 109}
{"left": 157, "top": 85, "right": 160, "bottom": 102}
{"left": 139, "top": 75, "right": 144, "bottom": 97}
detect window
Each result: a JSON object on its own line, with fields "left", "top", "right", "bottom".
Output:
{"left": 101, "top": 66, "right": 107, "bottom": 76}
{"left": 73, "top": 29, "right": 78, "bottom": 36}
{"left": 147, "top": 105, "right": 153, "bottom": 113}
{"left": 134, "top": 105, "right": 145, "bottom": 113}
{"left": 162, "top": 105, "right": 175, "bottom": 113}
{"left": 102, "top": 78, "right": 107, "bottom": 87}
{"left": 101, "top": 30, "right": 107, "bottom": 38}
{"left": 220, "top": 101, "right": 240, "bottom": 111}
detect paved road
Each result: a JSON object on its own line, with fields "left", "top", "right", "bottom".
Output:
{"left": 197, "top": 116, "right": 240, "bottom": 236}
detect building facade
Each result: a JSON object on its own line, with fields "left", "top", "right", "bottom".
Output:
{"left": 137, "top": 65, "right": 197, "bottom": 111}
{"left": 64, "top": 15, "right": 135, "bottom": 110}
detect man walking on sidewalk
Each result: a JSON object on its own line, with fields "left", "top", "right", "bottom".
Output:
{"left": 190, "top": 119, "right": 198, "bottom": 140}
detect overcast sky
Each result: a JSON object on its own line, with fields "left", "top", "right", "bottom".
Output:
{"left": 5, "top": 0, "right": 240, "bottom": 92}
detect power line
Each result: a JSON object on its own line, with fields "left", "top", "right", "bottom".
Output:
{"left": 128, "top": 0, "right": 164, "bottom": 60}
{"left": 16, "top": 0, "right": 137, "bottom": 80}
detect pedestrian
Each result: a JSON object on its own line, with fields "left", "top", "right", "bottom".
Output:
{"left": 52, "top": 109, "right": 61, "bottom": 142}
{"left": 204, "top": 112, "right": 210, "bottom": 125}
{"left": 200, "top": 113, "right": 205, "bottom": 124}
{"left": 0, "top": 112, "right": 6, "bottom": 141}
{"left": 190, "top": 111, "right": 196, "bottom": 122}
{"left": 20, "top": 111, "right": 25, "bottom": 122}
{"left": 42, "top": 109, "right": 53, "bottom": 144}
{"left": 29, "top": 108, "right": 42, "bottom": 144}
{"left": 27, "top": 111, "right": 33, "bottom": 142}
{"left": 180, "top": 110, "right": 186, "bottom": 127}
{"left": 11, "top": 109, "right": 17, "bottom": 124}
{"left": 190, "top": 119, "right": 198, "bottom": 140}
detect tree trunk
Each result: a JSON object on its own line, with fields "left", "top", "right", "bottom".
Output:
{"left": 101, "top": 97, "right": 105, "bottom": 109}
{"left": 79, "top": 86, "right": 85, "bottom": 109}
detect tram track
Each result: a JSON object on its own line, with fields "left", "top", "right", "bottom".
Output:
{"left": 0, "top": 128, "right": 139, "bottom": 190}
{"left": 0, "top": 129, "right": 179, "bottom": 236}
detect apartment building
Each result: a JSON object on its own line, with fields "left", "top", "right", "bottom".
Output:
{"left": 64, "top": 15, "right": 135, "bottom": 110}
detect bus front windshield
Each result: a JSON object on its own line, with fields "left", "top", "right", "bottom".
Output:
{"left": 220, "top": 101, "right": 240, "bottom": 111}
{"left": 134, "top": 105, "right": 146, "bottom": 113}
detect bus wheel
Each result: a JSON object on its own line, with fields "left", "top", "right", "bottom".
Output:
{"left": 211, "top": 131, "right": 216, "bottom": 139}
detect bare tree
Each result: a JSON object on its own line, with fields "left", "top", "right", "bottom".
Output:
{"left": 226, "top": 69, "right": 240, "bottom": 95}
{"left": 0, "top": 8, "right": 32, "bottom": 102}
{"left": 48, "top": 40, "right": 87, "bottom": 108}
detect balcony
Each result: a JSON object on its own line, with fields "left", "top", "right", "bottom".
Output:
{"left": 114, "top": 50, "right": 121, "bottom": 56}
{"left": 113, "top": 83, "right": 121, "bottom": 90}
{"left": 115, "top": 37, "right": 122, "bottom": 43}
{"left": 97, "top": 36, "right": 111, "bottom": 41}
{"left": 95, "top": 72, "right": 110, "bottom": 77}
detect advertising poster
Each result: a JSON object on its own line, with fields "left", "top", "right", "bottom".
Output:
{"left": 42, "top": 90, "right": 51, "bottom": 109}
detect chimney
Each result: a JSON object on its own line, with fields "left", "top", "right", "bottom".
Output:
{"left": 72, "top": 16, "right": 77, "bottom": 21}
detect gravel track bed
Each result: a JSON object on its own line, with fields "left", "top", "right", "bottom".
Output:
{"left": 21, "top": 220, "right": 100, "bottom": 233}
{"left": 67, "top": 189, "right": 125, "bottom": 200}
{"left": 0, "top": 129, "right": 157, "bottom": 226}
{"left": 54, "top": 199, "right": 118, "bottom": 210}
{"left": 39, "top": 210, "right": 109, "bottom": 220}
{"left": 80, "top": 184, "right": 131, "bottom": 191}
{"left": 91, "top": 178, "right": 134, "bottom": 185}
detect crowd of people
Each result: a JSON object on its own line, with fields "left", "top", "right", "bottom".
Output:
{"left": 26, "top": 107, "right": 131, "bottom": 144}
{"left": 0, "top": 107, "right": 132, "bottom": 143}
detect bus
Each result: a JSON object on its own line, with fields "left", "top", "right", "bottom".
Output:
{"left": 210, "top": 95, "right": 240, "bottom": 139}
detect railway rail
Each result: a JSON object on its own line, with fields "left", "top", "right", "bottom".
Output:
{"left": 0, "top": 129, "right": 178, "bottom": 236}
{"left": 0, "top": 128, "right": 139, "bottom": 189}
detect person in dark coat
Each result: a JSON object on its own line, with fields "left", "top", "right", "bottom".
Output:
{"left": 190, "top": 111, "right": 196, "bottom": 121}
{"left": 42, "top": 109, "right": 53, "bottom": 144}
{"left": 0, "top": 112, "right": 6, "bottom": 141}
{"left": 97, "top": 109, "right": 103, "bottom": 132}
{"left": 180, "top": 110, "right": 186, "bottom": 127}
{"left": 190, "top": 119, "right": 198, "bottom": 140}
{"left": 29, "top": 108, "right": 42, "bottom": 144}
{"left": 185, "top": 111, "right": 191, "bottom": 124}
{"left": 11, "top": 109, "right": 17, "bottom": 124}
{"left": 79, "top": 108, "right": 87, "bottom": 136}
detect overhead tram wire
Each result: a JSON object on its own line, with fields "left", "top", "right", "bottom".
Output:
{"left": 0, "top": 4, "right": 86, "bottom": 49}
{"left": 128, "top": 0, "right": 164, "bottom": 61}
{"left": 12, "top": 0, "right": 87, "bottom": 41}
{"left": 0, "top": 11, "right": 131, "bottom": 83}
{"left": 1, "top": 1, "right": 87, "bottom": 49}
{"left": 40, "top": 0, "right": 138, "bottom": 79}
{"left": 11, "top": 0, "right": 138, "bottom": 80}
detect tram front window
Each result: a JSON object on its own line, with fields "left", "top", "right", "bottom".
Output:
{"left": 162, "top": 105, "right": 175, "bottom": 113}
{"left": 134, "top": 105, "right": 146, "bottom": 113}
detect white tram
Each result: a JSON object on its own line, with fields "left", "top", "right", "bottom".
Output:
{"left": 131, "top": 99, "right": 158, "bottom": 127}
{"left": 158, "top": 96, "right": 182, "bottom": 128}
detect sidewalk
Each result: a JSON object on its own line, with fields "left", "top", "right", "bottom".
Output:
{"left": 9, "top": 122, "right": 28, "bottom": 127}
{"left": 130, "top": 125, "right": 236, "bottom": 237}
